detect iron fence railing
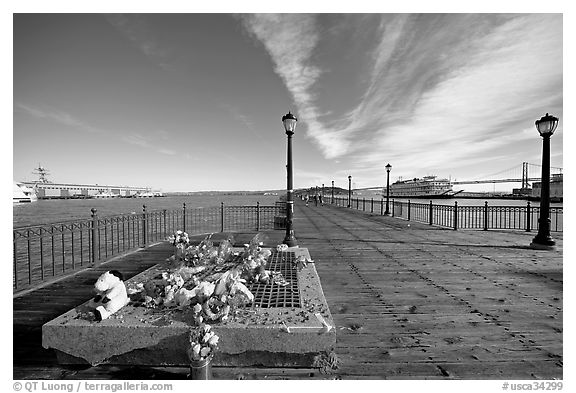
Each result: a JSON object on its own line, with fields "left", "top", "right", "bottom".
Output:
{"left": 13, "top": 203, "right": 283, "bottom": 292}
{"left": 331, "top": 196, "right": 563, "bottom": 232}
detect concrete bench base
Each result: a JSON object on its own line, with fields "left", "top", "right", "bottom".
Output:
{"left": 42, "top": 248, "right": 335, "bottom": 367}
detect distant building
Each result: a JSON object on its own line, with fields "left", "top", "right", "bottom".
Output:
{"left": 512, "top": 187, "right": 533, "bottom": 197}
{"left": 531, "top": 174, "right": 563, "bottom": 201}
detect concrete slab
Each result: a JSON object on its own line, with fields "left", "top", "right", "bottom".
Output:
{"left": 42, "top": 248, "right": 336, "bottom": 367}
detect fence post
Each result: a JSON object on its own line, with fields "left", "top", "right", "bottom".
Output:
{"left": 163, "top": 209, "right": 167, "bottom": 238}
{"left": 453, "top": 201, "right": 458, "bottom": 230}
{"left": 183, "top": 203, "right": 187, "bottom": 233}
{"left": 429, "top": 200, "right": 433, "bottom": 225}
{"left": 371, "top": 198, "right": 374, "bottom": 213}
{"left": 221, "top": 202, "right": 225, "bottom": 232}
{"left": 91, "top": 208, "right": 99, "bottom": 266}
{"left": 362, "top": 197, "right": 365, "bottom": 211}
{"left": 526, "top": 201, "right": 531, "bottom": 232}
{"left": 142, "top": 205, "right": 147, "bottom": 246}
{"left": 256, "top": 202, "right": 260, "bottom": 231}
{"left": 484, "top": 201, "right": 488, "bottom": 231}
{"left": 408, "top": 200, "right": 411, "bottom": 221}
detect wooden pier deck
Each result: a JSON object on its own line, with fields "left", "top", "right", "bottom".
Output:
{"left": 13, "top": 200, "right": 563, "bottom": 379}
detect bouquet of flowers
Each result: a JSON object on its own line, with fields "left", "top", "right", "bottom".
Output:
{"left": 187, "top": 323, "right": 219, "bottom": 362}
{"left": 169, "top": 230, "right": 190, "bottom": 248}
{"left": 186, "top": 237, "right": 218, "bottom": 265}
{"left": 215, "top": 234, "right": 235, "bottom": 264}
{"left": 168, "top": 230, "right": 190, "bottom": 261}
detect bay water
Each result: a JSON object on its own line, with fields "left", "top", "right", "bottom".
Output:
{"left": 13, "top": 194, "right": 281, "bottom": 228}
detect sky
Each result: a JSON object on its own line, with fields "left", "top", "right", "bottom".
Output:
{"left": 12, "top": 9, "right": 564, "bottom": 193}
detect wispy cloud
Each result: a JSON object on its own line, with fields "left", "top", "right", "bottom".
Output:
{"left": 16, "top": 102, "right": 177, "bottom": 156}
{"left": 105, "top": 14, "right": 171, "bottom": 70}
{"left": 349, "top": 14, "right": 562, "bottom": 176}
{"left": 122, "top": 132, "right": 176, "bottom": 156}
{"left": 14, "top": 102, "right": 102, "bottom": 133}
{"left": 241, "top": 14, "right": 562, "bottom": 183}
{"left": 240, "top": 14, "right": 350, "bottom": 158}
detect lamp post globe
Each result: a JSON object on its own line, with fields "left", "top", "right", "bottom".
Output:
{"left": 530, "top": 113, "right": 558, "bottom": 250}
{"left": 282, "top": 111, "right": 298, "bottom": 246}
{"left": 385, "top": 163, "right": 392, "bottom": 215}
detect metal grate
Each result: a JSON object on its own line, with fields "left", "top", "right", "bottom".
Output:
{"left": 248, "top": 251, "right": 301, "bottom": 308}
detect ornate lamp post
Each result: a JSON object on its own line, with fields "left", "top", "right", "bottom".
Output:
{"left": 282, "top": 111, "right": 298, "bottom": 246}
{"left": 530, "top": 113, "right": 559, "bottom": 249}
{"left": 348, "top": 175, "right": 352, "bottom": 208}
{"left": 385, "top": 163, "right": 392, "bottom": 215}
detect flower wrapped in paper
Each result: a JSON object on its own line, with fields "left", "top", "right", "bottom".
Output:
{"left": 187, "top": 323, "right": 219, "bottom": 362}
{"left": 215, "top": 234, "right": 235, "bottom": 264}
{"left": 186, "top": 237, "right": 220, "bottom": 266}
{"left": 168, "top": 230, "right": 190, "bottom": 261}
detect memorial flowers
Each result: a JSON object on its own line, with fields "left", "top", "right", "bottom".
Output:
{"left": 168, "top": 230, "right": 190, "bottom": 261}
{"left": 187, "top": 323, "right": 219, "bottom": 362}
{"left": 132, "top": 232, "right": 282, "bottom": 322}
{"left": 168, "top": 230, "right": 190, "bottom": 248}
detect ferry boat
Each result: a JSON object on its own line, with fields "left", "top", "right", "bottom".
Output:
{"left": 384, "top": 175, "right": 461, "bottom": 198}
{"left": 13, "top": 182, "right": 38, "bottom": 203}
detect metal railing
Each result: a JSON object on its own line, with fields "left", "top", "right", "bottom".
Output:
{"left": 331, "top": 196, "right": 563, "bottom": 232}
{"left": 13, "top": 203, "right": 283, "bottom": 292}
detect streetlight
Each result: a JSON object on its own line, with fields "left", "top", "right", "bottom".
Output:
{"left": 530, "top": 113, "right": 559, "bottom": 250}
{"left": 331, "top": 180, "right": 334, "bottom": 204}
{"left": 282, "top": 111, "right": 298, "bottom": 246}
{"left": 385, "top": 163, "right": 392, "bottom": 215}
{"left": 348, "top": 175, "right": 352, "bottom": 208}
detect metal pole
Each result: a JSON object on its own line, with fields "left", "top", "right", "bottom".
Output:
{"left": 484, "top": 201, "right": 488, "bottom": 231}
{"left": 163, "top": 209, "right": 167, "bottom": 238}
{"left": 183, "top": 203, "right": 187, "bottom": 233}
{"left": 256, "top": 202, "right": 260, "bottom": 231}
{"left": 283, "top": 129, "right": 297, "bottom": 246}
{"left": 348, "top": 176, "right": 352, "bottom": 208}
{"left": 453, "top": 201, "right": 458, "bottom": 230}
{"left": 385, "top": 169, "right": 391, "bottom": 215}
{"left": 142, "top": 205, "right": 147, "bottom": 246}
{"left": 331, "top": 180, "right": 334, "bottom": 204}
{"left": 221, "top": 202, "right": 225, "bottom": 232}
{"left": 526, "top": 201, "right": 531, "bottom": 232}
{"left": 91, "top": 208, "right": 99, "bottom": 266}
{"left": 531, "top": 134, "right": 555, "bottom": 248}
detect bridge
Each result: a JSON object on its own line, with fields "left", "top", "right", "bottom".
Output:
{"left": 347, "top": 162, "right": 563, "bottom": 191}
{"left": 451, "top": 162, "right": 563, "bottom": 186}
